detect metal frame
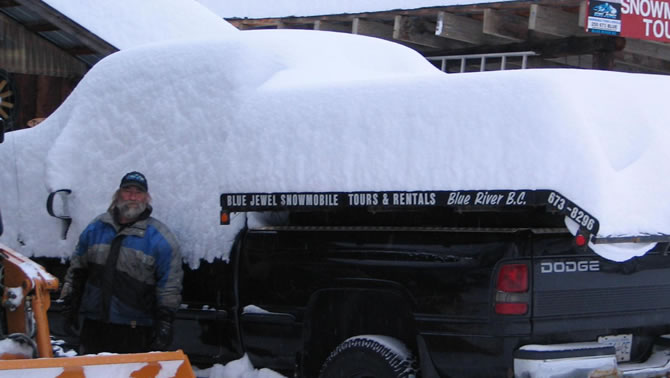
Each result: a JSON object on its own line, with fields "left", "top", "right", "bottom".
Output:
{"left": 427, "top": 51, "right": 538, "bottom": 73}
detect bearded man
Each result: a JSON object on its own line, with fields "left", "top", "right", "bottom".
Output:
{"left": 61, "top": 171, "right": 183, "bottom": 354}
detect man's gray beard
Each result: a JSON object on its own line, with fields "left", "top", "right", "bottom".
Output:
{"left": 116, "top": 200, "right": 147, "bottom": 220}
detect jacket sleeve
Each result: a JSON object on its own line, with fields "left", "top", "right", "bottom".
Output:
{"left": 153, "top": 227, "right": 183, "bottom": 313}
{"left": 61, "top": 226, "right": 91, "bottom": 302}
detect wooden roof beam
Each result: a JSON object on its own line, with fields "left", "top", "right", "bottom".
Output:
{"left": 529, "top": 4, "right": 589, "bottom": 37}
{"left": 25, "top": 21, "right": 58, "bottom": 32}
{"left": 13, "top": 0, "right": 117, "bottom": 55}
{"left": 483, "top": 9, "right": 528, "bottom": 42}
{"left": 622, "top": 39, "right": 670, "bottom": 61}
{"left": 314, "top": 20, "right": 351, "bottom": 33}
{"left": 393, "top": 15, "right": 465, "bottom": 49}
{"left": 353, "top": 18, "right": 394, "bottom": 39}
{"left": 62, "top": 45, "right": 96, "bottom": 56}
{"left": 277, "top": 20, "right": 313, "bottom": 29}
{"left": 0, "top": 0, "right": 18, "bottom": 7}
{"left": 435, "top": 11, "right": 510, "bottom": 45}
{"left": 614, "top": 50, "right": 670, "bottom": 73}
{"left": 435, "top": 11, "right": 482, "bottom": 44}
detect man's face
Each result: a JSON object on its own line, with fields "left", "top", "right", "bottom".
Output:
{"left": 117, "top": 186, "right": 148, "bottom": 220}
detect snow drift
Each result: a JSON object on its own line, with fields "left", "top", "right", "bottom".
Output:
{"left": 1, "top": 29, "right": 669, "bottom": 266}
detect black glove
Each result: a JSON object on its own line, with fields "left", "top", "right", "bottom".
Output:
{"left": 61, "top": 298, "right": 80, "bottom": 337}
{"left": 60, "top": 268, "right": 87, "bottom": 337}
{"left": 150, "top": 307, "right": 175, "bottom": 351}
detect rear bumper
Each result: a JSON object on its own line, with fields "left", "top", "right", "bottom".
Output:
{"left": 515, "top": 339, "right": 670, "bottom": 377}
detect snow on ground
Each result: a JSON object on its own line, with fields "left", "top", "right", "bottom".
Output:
{"left": 196, "top": 0, "right": 512, "bottom": 18}
{"left": 43, "top": 0, "right": 237, "bottom": 50}
{"left": 194, "top": 355, "right": 286, "bottom": 378}
{"left": 1, "top": 29, "right": 670, "bottom": 267}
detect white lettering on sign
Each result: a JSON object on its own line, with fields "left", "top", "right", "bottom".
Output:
{"left": 250, "top": 194, "right": 277, "bottom": 207}
{"left": 447, "top": 192, "right": 471, "bottom": 205}
{"left": 622, "top": 0, "right": 670, "bottom": 38}
{"left": 227, "top": 194, "right": 247, "bottom": 207}
{"left": 506, "top": 191, "right": 527, "bottom": 205}
{"left": 474, "top": 192, "right": 504, "bottom": 206}
{"left": 280, "top": 193, "right": 339, "bottom": 206}
{"left": 392, "top": 192, "right": 436, "bottom": 206}
{"left": 642, "top": 18, "right": 670, "bottom": 37}
{"left": 623, "top": 0, "right": 670, "bottom": 19}
{"left": 348, "top": 193, "right": 379, "bottom": 206}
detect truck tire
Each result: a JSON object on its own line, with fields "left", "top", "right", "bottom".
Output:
{"left": 319, "top": 335, "right": 417, "bottom": 378}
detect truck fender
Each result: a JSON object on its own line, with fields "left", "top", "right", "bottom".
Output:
{"left": 298, "top": 284, "right": 417, "bottom": 377}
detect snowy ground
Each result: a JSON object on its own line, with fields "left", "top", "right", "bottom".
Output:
{"left": 194, "top": 355, "right": 285, "bottom": 378}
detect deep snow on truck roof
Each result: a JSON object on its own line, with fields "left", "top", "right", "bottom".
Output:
{"left": 0, "top": 29, "right": 669, "bottom": 266}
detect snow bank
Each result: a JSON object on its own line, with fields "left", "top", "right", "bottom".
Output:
{"left": 1, "top": 29, "right": 669, "bottom": 266}
{"left": 194, "top": 354, "right": 285, "bottom": 378}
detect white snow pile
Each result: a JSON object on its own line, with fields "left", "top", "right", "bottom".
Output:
{"left": 0, "top": 337, "right": 34, "bottom": 358}
{"left": 0, "top": 29, "right": 669, "bottom": 266}
{"left": 44, "top": 0, "right": 238, "bottom": 50}
{"left": 194, "top": 355, "right": 285, "bottom": 378}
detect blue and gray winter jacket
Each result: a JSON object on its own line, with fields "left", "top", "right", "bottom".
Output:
{"left": 64, "top": 208, "right": 183, "bottom": 327}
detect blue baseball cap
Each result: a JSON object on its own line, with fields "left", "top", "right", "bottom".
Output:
{"left": 120, "top": 171, "right": 148, "bottom": 192}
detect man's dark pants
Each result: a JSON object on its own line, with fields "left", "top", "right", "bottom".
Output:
{"left": 79, "top": 318, "right": 152, "bottom": 354}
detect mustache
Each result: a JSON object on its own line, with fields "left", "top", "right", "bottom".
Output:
{"left": 116, "top": 199, "right": 147, "bottom": 219}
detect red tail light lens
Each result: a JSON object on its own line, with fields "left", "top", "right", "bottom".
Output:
{"left": 495, "top": 303, "right": 528, "bottom": 315}
{"left": 495, "top": 263, "right": 529, "bottom": 315}
{"left": 496, "top": 264, "right": 528, "bottom": 293}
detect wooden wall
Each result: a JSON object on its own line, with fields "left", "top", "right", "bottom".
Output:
{"left": 0, "top": 12, "right": 87, "bottom": 131}
{"left": 11, "top": 72, "right": 79, "bottom": 131}
{"left": 0, "top": 12, "right": 88, "bottom": 78}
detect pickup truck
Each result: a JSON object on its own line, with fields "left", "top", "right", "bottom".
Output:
{"left": 40, "top": 189, "right": 670, "bottom": 377}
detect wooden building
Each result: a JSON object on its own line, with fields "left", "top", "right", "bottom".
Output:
{"left": 0, "top": 0, "right": 116, "bottom": 132}
{"left": 227, "top": 0, "right": 670, "bottom": 74}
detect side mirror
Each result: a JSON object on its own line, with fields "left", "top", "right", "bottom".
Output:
{"left": 46, "top": 189, "right": 72, "bottom": 240}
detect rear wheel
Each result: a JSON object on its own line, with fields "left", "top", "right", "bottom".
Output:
{"left": 319, "top": 335, "right": 417, "bottom": 378}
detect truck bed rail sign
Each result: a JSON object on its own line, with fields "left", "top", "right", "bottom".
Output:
{"left": 220, "top": 189, "right": 599, "bottom": 234}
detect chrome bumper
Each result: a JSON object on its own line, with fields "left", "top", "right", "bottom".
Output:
{"left": 515, "top": 339, "right": 670, "bottom": 377}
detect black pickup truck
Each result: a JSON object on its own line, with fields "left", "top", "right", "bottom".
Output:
{"left": 44, "top": 189, "right": 670, "bottom": 377}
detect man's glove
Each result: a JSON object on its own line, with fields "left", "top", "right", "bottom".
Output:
{"left": 150, "top": 307, "right": 175, "bottom": 351}
{"left": 59, "top": 268, "right": 87, "bottom": 337}
{"left": 61, "top": 296, "right": 80, "bottom": 337}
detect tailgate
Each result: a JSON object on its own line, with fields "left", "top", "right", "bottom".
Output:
{"left": 532, "top": 238, "right": 670, "bottom": 334}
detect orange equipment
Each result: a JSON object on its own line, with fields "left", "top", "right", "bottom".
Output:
{"left": 0, "top": 242, "right": 195, "bottom": 377}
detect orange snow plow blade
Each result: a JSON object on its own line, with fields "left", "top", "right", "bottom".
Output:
{"left": 0, "top": 243, "right": 195, "bottom": 377}
{"left": 0, "top": 242, "right": 59, "bottom": 359}
{"left": 0, "top": 350, "right": 195, "bottom": 377}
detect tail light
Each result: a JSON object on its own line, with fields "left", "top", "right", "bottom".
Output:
{"left": 495, "top": 264, "right": 529, "bottom": 315}
{"left": 575, "top": 234, "right": 587, "bottom": 247}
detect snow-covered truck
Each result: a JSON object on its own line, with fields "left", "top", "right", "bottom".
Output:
{"left": 3, "top": 29, "right": 670, "bottom": 377}
{"left": 206, "top": 189, "right": 670, "bottom": 377}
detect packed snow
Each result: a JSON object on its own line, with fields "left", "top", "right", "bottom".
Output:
{"left": 43, "top": 0, "right": 237, "bottom": 50}
{"left": 194, "top": 355, "right": 285, "bottom": 378}
{"left": 196, "top": 0, "right": 512, "bottom": 18}
{"left": 1, "top": 29, "right": 669, "bottom": 269}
